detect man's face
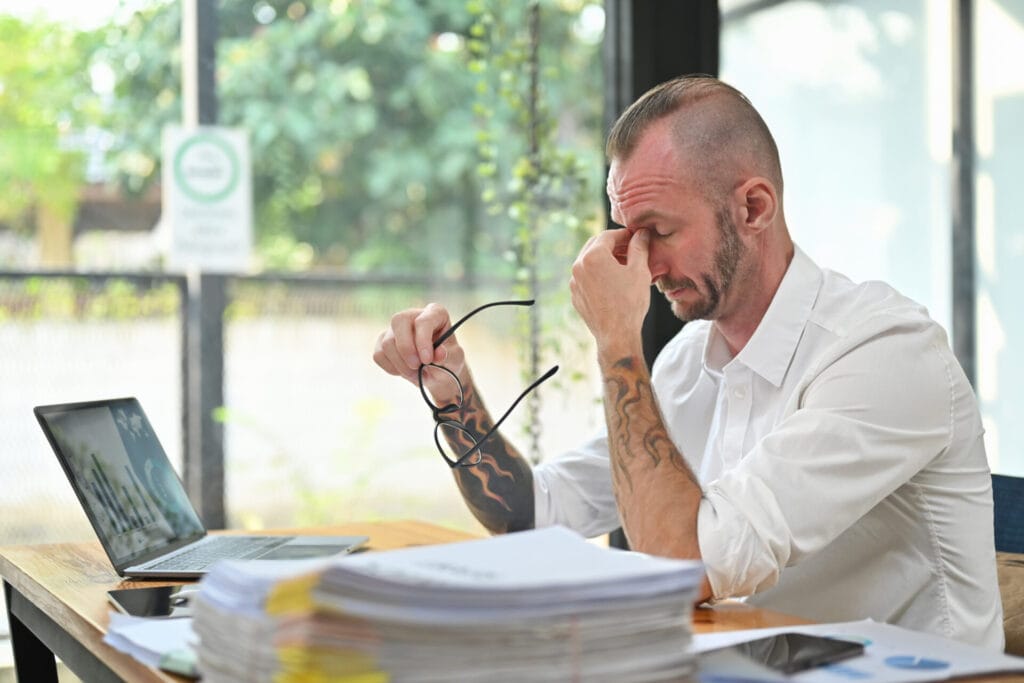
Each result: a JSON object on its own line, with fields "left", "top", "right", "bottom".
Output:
{"left": 607, "top": 123, "right": 747, "bottom": 322}
{"left": 654, "top": 207, "right": 744, "bottom": 321}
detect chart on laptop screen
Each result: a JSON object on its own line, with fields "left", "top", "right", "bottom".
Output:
{"left": 45, "top": 403, "right": 203, "bottom": 563}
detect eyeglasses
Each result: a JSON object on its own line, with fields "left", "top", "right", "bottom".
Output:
{"left": 418, "top": 299, "right": 559, "bottom": 468}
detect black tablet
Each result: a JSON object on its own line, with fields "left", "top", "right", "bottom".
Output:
{"left": 705, "top": 632, "right": 865, "bottom": 674}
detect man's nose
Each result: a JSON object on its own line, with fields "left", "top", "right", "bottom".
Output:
{"left": 647, "top": 247, "right": 668, "bottom": 283}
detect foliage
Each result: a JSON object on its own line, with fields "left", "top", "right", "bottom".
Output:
{"left": 465, "top": 0, "right": 603, "bottom": 460}
{"left": 0, "top": 1, "right": 602, "bottom": 276}
{"left": 0, "top": 15, "right": 102, "bottom": 230}
{"left": 89, "top": 0, "right": 603, "bottom": 277}
{"left": 0, "top": 277, "right": 180, "bottom": 321}
{"left": 0, "top": 0, "right": 605, "bottom": 458}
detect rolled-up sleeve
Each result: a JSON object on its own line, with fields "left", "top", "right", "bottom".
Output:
{"left": 697, "top": 317, "right": 955, "bottom": 599}
{"left": 533, "top": 430, "right": 621, "bottom": 538}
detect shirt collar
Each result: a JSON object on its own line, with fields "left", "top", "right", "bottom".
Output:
{"left": 702, "top": 245, "right": 823, "bottom": 387}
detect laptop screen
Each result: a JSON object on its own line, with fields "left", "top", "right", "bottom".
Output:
{"left": 36, "top": 398, "right": 204, "bottom": 567}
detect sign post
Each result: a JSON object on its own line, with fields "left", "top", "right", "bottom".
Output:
{"left": 162, "top": 125, "right": 252, "bottom": 273}
{"left": 163, "top": 123, "right": 249, "bottom": 529}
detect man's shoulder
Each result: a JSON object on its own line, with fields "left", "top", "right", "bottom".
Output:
{"left": 804, "top": 270, "right": 964, "bottom": 397}
{"left": 812, "top": 268, "right": 938, "bottom": 337}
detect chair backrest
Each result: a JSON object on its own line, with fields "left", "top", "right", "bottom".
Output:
{"left": 992, "top": 474, "right": 1024, "bottom": 554}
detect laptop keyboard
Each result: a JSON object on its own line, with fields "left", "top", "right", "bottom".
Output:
{"left": 146, "top": 536, "right": 289, "bottom": 571}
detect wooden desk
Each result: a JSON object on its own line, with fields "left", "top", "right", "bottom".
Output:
{"left": 0, "top": 520, "right": 476, "bottom": 682}
{"left": 4, "top": 520, "right": 1017, "bottom": 682}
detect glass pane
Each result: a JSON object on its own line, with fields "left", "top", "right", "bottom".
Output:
{"left": 721, "top": 1, "right": 953, "bottom": 332}
{"left": 0, "top": 277, "right": 184, "bottom": 543}
{"left": 0, "top": 0, "right": 605, "bottom": 550}
{"left": 975, "top": 0, "right": 1024, "bottom": 474}
{"left": 211, "top": 2, "right": 606, "bottom": 534}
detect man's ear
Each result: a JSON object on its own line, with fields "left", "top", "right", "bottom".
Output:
{"left": 733, "top": 177, "right": 778, "bottom": 235}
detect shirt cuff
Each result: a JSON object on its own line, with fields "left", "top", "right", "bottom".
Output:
{"left": 697, "top": 474, "right": 792, "bottom": 599}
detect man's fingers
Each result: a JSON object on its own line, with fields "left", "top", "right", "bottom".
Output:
{"left": 629, "top": 228, "right": 650, "bottom": 264}
{"left": 413, "top": 304, "right": 451, "bottom": 365}
{"left": 373, "top": 329, "right": 418, "bottom": 382}
{"left": 388, "top": 310, "right": 424, "bottom": 371}
{"left": 374, "top": 304, "right": 463, "bottom": 388}
{"left": 609, "top": 228, "right": 633, "bottom": 264}
{"left": 612, "top": 243, "right": 628, "bottom": 263}
{"left": 582, "top": 228, "right": 636, "bottom": 266}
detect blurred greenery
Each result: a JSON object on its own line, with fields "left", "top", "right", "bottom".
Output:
{"left": 0, "top": 0, "right": 603, "bottom": 410}
{"left": 0, "top": 14, "right": 102, "bottom": 229}
{"left": 79, "top": 0, "right": 604, "bottom": 276}
{"left": 0, "top": 277, "right": 180, "bottom": 321}
{"left": 0, "top": 0, "right": 605, "bottom": 535}
{"left": 0, "top": 1, "right": 603, "bottom": 276}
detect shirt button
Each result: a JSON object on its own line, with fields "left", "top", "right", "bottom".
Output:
{"left": 733, "top": 388, "right": 746, "bottom": 400}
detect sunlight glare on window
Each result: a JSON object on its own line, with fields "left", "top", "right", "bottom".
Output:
{"left": 572, "top": 4, "right": 604, "bottom": 45}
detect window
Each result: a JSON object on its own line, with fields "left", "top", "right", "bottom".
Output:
{"left": 722, "top": 0, "right": 1024, "bottom": 474}
{"left": 0, "top": 0, "right": 605, "bottom": 542}
{"left": 974, "top": 0, "right": 1024, "bottom": 474}
{"left": 722, "top": 1, "right": 953, "bottom": 331}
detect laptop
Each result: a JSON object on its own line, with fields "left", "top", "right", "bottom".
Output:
{"left": 34, "top": 397, "right": 368, "bottom": 578}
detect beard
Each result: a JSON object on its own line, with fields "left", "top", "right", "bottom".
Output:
{"left": 657, "top": 208, "right": 744, "bottom": 321}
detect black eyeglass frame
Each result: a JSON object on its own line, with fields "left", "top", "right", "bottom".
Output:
{"left": 417, "top": 299, "right": 559, "bottom": 468}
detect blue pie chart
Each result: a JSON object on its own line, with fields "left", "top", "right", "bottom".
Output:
{"left": 884, "top": 655, "right": 950, "bottom": 670}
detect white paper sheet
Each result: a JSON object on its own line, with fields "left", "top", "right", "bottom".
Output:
{"left": 104, "top": 612, "right": 198, "bottom": 677}
{"left": 694, "top": 618, "right": 1024, "bottom": 682}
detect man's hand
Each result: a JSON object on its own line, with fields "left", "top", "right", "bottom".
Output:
{"left": 569, "top": 228, "right": 652, "bottom": 354}
{"left": 373, "top": 302, "right": 536, "bottom": 535}
{"left": 373, "top": 303, "right": 466, "bottom": 405}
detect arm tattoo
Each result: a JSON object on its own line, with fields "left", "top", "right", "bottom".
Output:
{"left": 603, "top": 356, "right": 697, "bottom": 497}
{"left": 440, "top": 382, "right": 535, "bottom": 534}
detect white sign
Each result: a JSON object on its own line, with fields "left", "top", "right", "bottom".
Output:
{"left": 161, "top": 125, "right": 252, "bottom": 272}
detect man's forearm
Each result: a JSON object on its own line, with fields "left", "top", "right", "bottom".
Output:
{"left": 442, "top": 380, "right": 535, "bottom": 534}
{"left": 601, "top": 353, "right": 702, "bottom": 558}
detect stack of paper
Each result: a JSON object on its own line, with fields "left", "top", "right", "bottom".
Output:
{"left": 192, "top": 526, "right": 704, "bottom": 682}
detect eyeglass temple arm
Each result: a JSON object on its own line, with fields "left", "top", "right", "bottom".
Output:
{"left": 452, "top": 363, "right": 559, "bottom": 467}
{"left": 432, "top": 299, "right": 535, "bottom": 349}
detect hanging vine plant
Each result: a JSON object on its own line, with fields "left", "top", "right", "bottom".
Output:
{"left": 466, "top": 0, "right": 602, "bottom": 463}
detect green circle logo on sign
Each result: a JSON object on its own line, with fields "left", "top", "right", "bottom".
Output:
{"left": 173, "top": 133, "right": 240, "bottom": 203}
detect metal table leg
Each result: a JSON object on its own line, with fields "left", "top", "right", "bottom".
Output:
{"left": 4, "top": 580, "right": 58, "bottom": 683}
{"left": 4, "top": 579, "right": 122, "bottom": 683}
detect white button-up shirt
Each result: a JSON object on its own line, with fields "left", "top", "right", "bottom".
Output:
{"left": 534, "top": 246, "right": 1004, "bottom": 649}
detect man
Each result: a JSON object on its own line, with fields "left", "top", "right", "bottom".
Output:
{"left": 373, "top": 76, "right": 1004, "bottom": 649}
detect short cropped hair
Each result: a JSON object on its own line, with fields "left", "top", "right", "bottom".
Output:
{"left": 606, "top": 75, "right": 783, "bottom": 201}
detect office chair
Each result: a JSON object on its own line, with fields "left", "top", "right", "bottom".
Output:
{"left": 992, "top": 473, "right": 1024, "bottom": 554}
{"left": 992, "top": 473, "right": 1024, "bottom": 655}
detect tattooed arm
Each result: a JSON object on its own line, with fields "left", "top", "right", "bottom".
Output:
{"left": 599, "top": 352, "right": 702, "bottom": 559}
{"left": 571, "top": 227, "right": 711, "bottom": 601}
{"left": 373, "top": 303, "right": 535, "bottom": 535}
{"left": 443, "top": 368, "right": 536, "bottom": 534}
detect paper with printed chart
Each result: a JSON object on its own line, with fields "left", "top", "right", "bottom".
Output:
{"left": 695, "top": 618, "right": 1024, "bottom": 682}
